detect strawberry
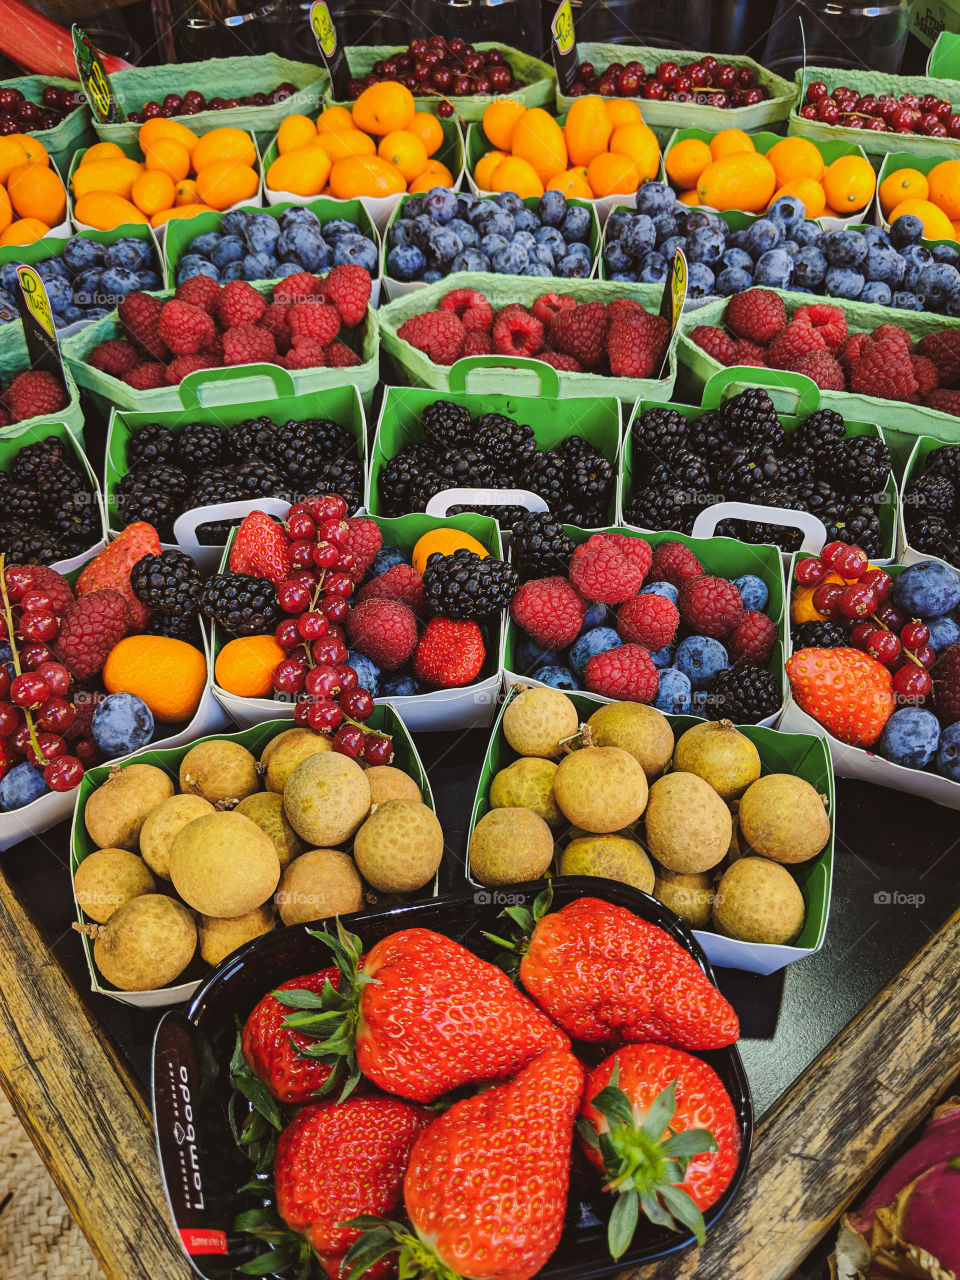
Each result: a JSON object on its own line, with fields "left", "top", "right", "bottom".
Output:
{"left": 276, "top": 922, "right": 567, "bottom": 1102}
{"left": 345, "top": 1047, "right": 584, "bottom": 1280}
{"left": 274, "top": 1094, "right": 430, "bottom": 1271}
{"left": 412, "top": 616, "right": 485, "bottom": 687}
{"left": 504, "top": 893, "right": 739, "bottom": 1051}
{"left": 785, "top": 645, "right": 894, "bottom": 746}
{"left": 229, "top": 511, "right": 292, "bottom": 587}
{"left": 580, "top": 1043, "right": 741, "bottom": 1254}
{"left": 75, "top": 521, "right": 160, "bottom": 630}
{"left": 241, "top": 970, "right": 344, "bottom": 1104}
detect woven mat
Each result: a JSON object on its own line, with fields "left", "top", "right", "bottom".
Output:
{"left": 0, "top": 1088, "right": 104, "bottom": 1280}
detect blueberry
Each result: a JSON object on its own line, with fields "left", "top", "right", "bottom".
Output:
{"left": 243, "top": 252, "right": 277, "bottom": 281}
{"left": 530, "top": 245, "right": 555, "bottom": 270}
{"left": 660, "top": 235, "right": 685, "bottom": 262}
{"left": 0, "top": 262, "right": 21, "bottom": 293}
{"left": 932, "top": 244, "right": 960, "bottom": 267}
{"left": 535, "top": 226, "right": 565, "bottom": 253}
{"left": 469, "top": 201, "right": 496, "bottom": 229}
{"left": 277, "top": 224, "right": 330, "bottom": 273}
{"left": 890, "top": 214, "right": 924, "bottom": 248}
{"left": 795, "top": 222, "right": 823, "bottom": 249}
{"left": 58, "top": 305, "right": 84, "bottom": 326}
{"left": 277, "top": 207, "right": 316, "bottom": 230}
{"left": 687, "top": 225, "right": 725, "bottom": 265}
{"left": 926, "top": 614, "right": 960, "bottom": 652}
{"left": 333, "top": 233, "right": 378, "bottom": 273}
{"left": 717, "top": 266, "right": 753, "bottom": 296}
{"left": 484, "top": 209, "right": 515, "bottom": 240}
{"left": 892, "top": 560, "right": 960, "bottom": 617}
{"left": 423, "top": 187, "right": 459, "bottom": 224}
{"left": 653, "top": 667, "right": 692, "bottom": 714}
{"left": 635, "top": 181, "right": 674, "bottom": 217}
{"left": 321, "top": 218, "right": 356, "bottom": 240}
{"left": 605, "top": 209, "right": 631, "bottom": 242}
{"left": 604, "top": 240, "right": 634, "bottom": 273}
{"left": 936, "top": 721, "right": 960, "bottom": 780}
{"left": 496, "top": 191, "right": 524, "bottom": 213}
{"left": 493, "top": 243, "right": 528, "bottom": 274}
{"left": 640, "top": 580, "right": 678, "bottom": 604}
{"left": 902, "top": 243, "right": 934, "bottom": 295}
{"left": 581, "top": 602, "right": 607, "bottom": 630}
{"left": 43, "top": 276, "right": 73, "bottom": 315}
{"left": 893, "top": 290, "right": 923, "bottom": 310}
{"left": 73, "top": 268, "right": 103, "bottom": 307}
{"left": 860, "top": 225, "right": 891, "bottom": 247}
{"left": 92, "top": 692, "right": 154, "bottom": 757}
{"left": 561, "top": 206, "right": 591, "bottom": 243}
{"left": 220, "top": 262, "right": 245, "bottom": 281}
{"left": 62, "top": 238, "right": 103, "bottom": 273}
{"left": 780, "top": 240, "right": 800, "bottom": 258}
{"left": 380, "top": 674, "right": 422, "bottom": 696}
{"left": 733, "top": 574, "right": 768, "bottom": 611}
{"left": 0, "top": 293, "right": 17, "bottom": 325}
{"left": 402, "top": 198, "right": 424, "bottom": 220}
{"left": 511, "top": 229, "right": 537, "bottom": 252}
{"left": 0, "top": 762, "right": 47, "bottom": 811}
{"left": 346, "top": 650, "right": 380, "bottom": 697}
{"left": 622, "top": 214, "right": 656, "bottom": 258}
{"left": 388, "top": 218, "right": 417, "bottom": 249}
{"left": 754, "top": 248, "right": 794, "bottom": 288}
{"left": 456, "top": 193, "right": 478, "bottom": 217}
{"left": 865, "top": 243, "right": 905, "bottom": 287}
{"left": 480, "top": 232, "right": 508, "bottom": 259}
{"left": 387, "top": 244, "right": 426, "bottom": 281}
{"left": 570, "top": 627, "right": 622, "bottom": 680}
{"left": 652, "top": 212, "right": 679, "bottom": 244}
{"left": 722, "top": 247, "right": 753, "bottom": 272}
{"left": 36, "top": 257, "right": 70, "bottom": 284}
{"left": 137, "top": 270, "right": 162, "bottom": 291}
{"left": 514, "top": 636, "right": 557, "bottom": 672}
{"left": 83, "top": 305, "right": 112, "bottom": 320}
{"left": 565, "top": 241, "right": 592, "bottom": 262}
{"left": 453, "top": 248, "right": 488, "bottom": 272}
{"left": 745, "top": 217, "right": 782, "bottom": 257}
{"left": 427, "top": 226, "right": 464, "bottom": 268}
{"left": 609, "top": 272, "right": 637, "bottom": 282}
{"left": 105, "top": 238, "right": 152, "bottom": 272}
{"left": 447, "top": 218, "right": 478, "bottom": 249}
{"left": 100, "top": 266, "right": 143, "bottom": 304}
{"left": 768, "top": 195, "right": 806, "bottom": 228}
{"left": 558, "top": 254, "right": 591, "bottom": 278}
{"left": 273, "top": 262, "right": 302, "bottom": 279}
{"left": 538, "top": 190, "right": 567, "bottom": 226}
{"left": 792, "top": 245, "right": 828, "bottom": 288}
{"left": 649, "top": 645, "right": 673, "bottom": 669}
{"left": 826, "top": 266, "right": 864, "bottom": 300}
{"left": 683, "top": 211, "right": 710, "bottom": 232}
{"left": 210, "top": 235, "right": 246, "bottom": 270}
{"left": 637, "top": 251, "right": 668, "bottom": 284}
{"left": 727, "top": 228, "right": 749, "bottom": 250}
{"left": 860, "top": 281, "right": 892, "bottom": 306}
{"left": 686, "top": 262, "right": 716, "bottom": 298}
{"left": 513, "top": 207, "right": 540, "bottom": 234}
{"left": 533, "top": 664, "right": 578, "bottom": 690}
{"left": 824, "top": 230, "right": 869, "bottom": 269}
{"left": 243, "top": 213, "right": 281, "bottom": 256}
{"left": 877, "top": 707, "right": 941, "bottom": 769}
{"left": 422, "top": 270, "right": 443, "bottom": 284}
{"left": 674, "top": 635, "right": 729, "bottom": 689}
{"left": 919, "top": 262, "right": 960, "bottom": 311}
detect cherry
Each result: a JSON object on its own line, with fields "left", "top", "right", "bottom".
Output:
{"left": 336, "top": 664, "right": 359, "bottom": 693}
{"left": 363, "top": 734, "right": 393, "bottom": 766}
{"left": 37, "top": 698, "right": 76, "bottom": 733}
{"left": 867, "top": 630, "right": 901, "bottom": 665}
{"left": 578, "top": 62, "right": 595, "bottom": 83}
{"left": 850, "top": 621, "right": 878, "bottom": 648}
{"left": 308, "top": 698, "right": 342, "bottom": 733}
{"left": 273, "top": 659, "right": 306, "bottom": 695}
{"left": 279, "top": 579, "right": 313, "bottom": 613}
{"left": 656, "top": 61, "right": 679, "bottom": 85}
{"left": 838, "top": 584, "right": 878, "bottom": 619}
{"left": 275, "top": 618, "right": 302, "bottom": 650}
{"left": 860, "top": 568, "right": 892, "bottom": 602}
{"left": 807, "top": 80, "right": 829, "bottom": 101}
{"left": 893, "top": 665, "right": 932, "bottom": 703}
{"left": 437, "top": 101, "right": 454, "bottom": 118}
{"left": 642, "top": 80, "right": 666, "bottom": 100}
{"left": 812, "top": 582, "right": 844, "bottom": 617}
{"left": 313, "top": 541, "right": 340, "bottom": 569}
{"left": 900, "top": 621, "right": 930, "bottom": 650}
{"left": 333, "top": 724, "right": 366, "bottom": 759}
{"left": 795, "top": 558, "right": 828, "bottom": 586}
{"left": 341, "top": 688, "right": 374, "bottom": 721}
{"left": 297, "top": 612, "right": 329, "bottom": 641}
{"left": 312, "top": 635, "right": 348, "bottom": 666}
{"left": 305, "top": 664, "right": 342, "bottom": 699}
{"left": 45, "top": 755, "right": 83, "bottom": 791}
{"left": 11, "top": 673, "right": 50, "bottom": 708}
{"left": 19, "top": 611, "right": 58, "bottom": 643}
{"left": 324, "top": 572, "right": 354, "bottom": 599}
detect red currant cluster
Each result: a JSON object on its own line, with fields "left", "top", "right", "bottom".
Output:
{"left": 124, "top": 84, "right": 297, "bottom": 124}
{"left": 799, "top": 82, "right": 960, "bottom": 138}
{"left": 795, "top": 542, "right": 934, "bottom": 703}
{"left": 269, "top": 495, "right": 392, "bottom": 767}
{"left": 570, "top": 56, "right": 768, "bottom": 107}
{"left": 0, "top": 564, "right": 88, "bottom": 794}
{"left": 0, "top": 85, "right": 83, "bottom": 136}
{"left": 347, "top": 37, "right": 519, "bottom": 112}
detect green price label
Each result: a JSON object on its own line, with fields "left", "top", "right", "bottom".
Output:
{"left": 17, "top": 267, "right": 55, "bottom": 340}
{"left": 551, "top": 0, "right": 575, "bottom": 55}
{"left": 72, "top": 25, "right": 122, "bottom": 123}
{"left": 311, "top": 1, "right": 337, "bottom": 58}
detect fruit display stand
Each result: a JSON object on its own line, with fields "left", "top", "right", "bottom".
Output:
{"left": 328, "top": 44, "right": 556, "bottom": 119}
{"left": 210, "top": 511, "right": 506, "bottom": 733}
{"left": 261, "top": 115, "right": 465, "bottom": 233}
{"left": 897, "top": 434, "right": 958, "bottom": 566}
{"left": 61, "top": 292, "right": 380, "bottom": 415}
{"left": 379, "top": 279, "right": 678, "bottom": 403}
{"left": 103, "top": 374, "right": 367, "bottom": 574}
{"left": 788, "top": 65, "right": 960, "bottom": 160}
{"left": 367, "top": 381, "right": 621, "bottom": 524}
{"left": 90, "top": 56, "right": 326, "bottom": 151}
{"left": 466, "top": 688, "right": 833, "bottom": 975}
{"left": 0, "top": 320, "right": 84, "bottom": 442}
{"left": 0, "top": 75, "right": 94, "bottom": 174}
{"left": 503, "top": 524, "right": 787, "bottom": 725}
{"left": 69, "top": 708, "right": 431, "bottom": 1009}
{"left": 379, "top": 191, "right": 601, "bottom": 300}
{"left": 554, "top": 45, "right": 795, "bottom": 141}
{"left": 161, "top": 197, "right": 383, "bottom": 305}
{"left": 619, "top": 370, "right": 900, "bottom": 564}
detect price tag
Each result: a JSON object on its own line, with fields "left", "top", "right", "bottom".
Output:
{"left": 72, "top": 25, "right": 122, "bottom": 123}
{"left": 549, "top": 0, "right": 580, "bottom": 95}
{"left": 657, "top": 248, "right": 688, "bottom": 378}
{"left": 16, "top": 266, "right": 68, "bottom": 390}
{"left": 311, "top": 2, "right": 352, "bottom": 100}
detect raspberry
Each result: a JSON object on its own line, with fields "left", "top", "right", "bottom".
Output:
{"left": 871, "top": 323, "right": 913, "bottom": 354}
{"left": 440, "top": 288, "right": 493, "bottom": 331}
{"left": 346, "top": 598, "right": 418, "bottom": 670}
{"left": 691, "top": 325, "right": 738, "bottom": 365}
{"left": 510, "top": 576, "right": 585, "bottom": 649}
{"left": 606, "top": 297, "right": 644, "bottom": 321}
{"left": 273, "top": 272, "right": 322, "bottom": 305}
{"left": 549, "top": 301, "right": 607, "bottom": 368}
{"left": 532, "top": 292, "right": 576, "bottom": 326}
{"left": 166, "top": 354, "right": 213, "bottom": 384}
{"left": 617, "top": 592, "right": 679, "bottom": 649}
{"left": 585, "top": 643, "right": 659, "bottom": 703}
{"left": 492, "top": 307, "right": 544, "bottom": 356}
{"left": 538, "top": 350, "right": 583, "bottom": 372}
{"left": 324, "top": 342, "right": 362, "bottom": 368}
{"left": 932, "top": 644, "right": 960, "bottom": 721}
{"left": 260, "top": 302, "right": 292, "bottom": 353}
{"left": 569, "top": 534, "right": 645, "bottom": 604}
{"left": 649, "top": 541, "right": 703, "bottom": 587}
{"left": 54, "top": 589, "right": 130, "bottom": 681}
{"left": 838, "top": 332, "right": 868, "bottom": 370}
{"left": 223, "top": 324, "right": 276, "bottom": 367}
{"left": 804, "top": 302, "right": 847, "bottom": 349}
{"left": 88, "top": 338, "right": 140, "bottom": 376}
{"left": 218, "top": 279, "right": 266, "bottom": 328}
{"left": 342, "top": 517, "right": 382, "bottom": 579}
{"left": 728, "top": 610, "right": 776, "bottom": 665}
{"left": 911, "top": 354, "right": 940, "bottom": 400}
{"left": 4, "top": 564, "right": 74, "bottom": 615}
{"left": 157, "top": 299, "right": 217, "bottom": 357}
{"left": 397, "top": 311, "right": 465, "bottom": 365}
{"left": 918, "top": 330, "right": 960, "bottom": 386}
{"left": 462, "top": 330, "right": 492, "bottom": 356}
{"left": 768, "top": 312, "right": 825, "bottom": 368}
{"left": 734, "top": 339, "right": 767, "bottom": 366}
{"left": 608, "top": 310, "right": 669, "bottom": 378}
{"left": 175, "top": 274, "right": 221, "bottom": 315}
{"left": 677, "top": 575, "right": 744, "bottom": 640}
{"left": 725, "top": 289, "right": 786, "bottom": 344}
{"left": 123, "top": 362, "right": 166, "bottom": 390}
{"left": 118, "top": 290, "right": 170, "bottom": 359}
{"left": 319, "top": 263, "right": 371, "bottom": 327}
{"left": 785, "top": 349, "right": 845, "bottom": 391}
{"left": 605, "top": 533, "right": 652, "bottom": 583}
{"left": 925, "top": 388, "right": 960, "bottom": 417}
{"left": 413, "top": 617, "right": 485, "bottom": 687}
{"left": 356, "top": 564, "right": 424, "bottom": 615}
{"left": 3, "top": 370, "right": 68, "bottom": 422}
{"left": 849, "top": 335, "right": 920, "bottom": 402}
{"left": 287, "top": 299, "right": 340, "bottom": 345}
{"left": 284, "top": 336, "right": 326, "bottom": 369}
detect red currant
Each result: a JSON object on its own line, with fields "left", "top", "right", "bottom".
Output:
{"left": 307, "top": 697, "right": 342, "bottom": 732}
{"left": 795, "top": 558, "right": 828, "bottom": 586}
{"left": 850, "top": 621, "right": 878, "bottom": 648}
{"left": 74, "top": 737, "right": 99, "bottom": 764}
{"left": 914, "top": 644, "right": 936, "bottom": 668}
{"left": 11, "top": 672, "right": 50, "bottom": 708}
{"left": 875, "top": 603, "right": 906, "bottom": 631}
{"left": 0, "top": 668, "right": 8, "bottom": 700}
{"left": 27, "top": 732, "right": 66, "bottom": 766}
{"left": 363, "top": 734, "right": 393, "bottom": 765}
{"left": 21, "top": 591, "right": 54, "bottom": 614}
{"left": 310, "top": 495, "right": 347, "bottom": 521}
{"left": 320, "top": 596, "right": 350, "bottom": 623}
{"left": 333, "top": 724, "right": 365, "bottom": 758}
{"left": 893, "top": 665, "right": 932, "bottom": 703}
{"left": 838, "top": 584, "right": 878, "bottom": 619}
{"left": 21, "top": 643, "right": 54, "bottom": 669}
{"left": 3, "top": 567, "right": 33, "bottom": 600}
{"left": 900, "top": 621, "right": 930, "bottom": 650}
{"left": 820, "top": 541, "right": 852, "bottom": 571}
{"left": 324, "top": 572, "right": 354, "bottom": 599}
{"left": 341, "top": 687, "right": 374, "bottom": 721}
{"left": 19, "top": 611, "right": 59, "bottom": 642}
{"left": 812, "top": 582, "right": 844, "bottom": 617}
{"left": 288, "top": 539, "right": 316, "bottom": 570}
{"left": 36, "top": 698, "right": 76, "bottom": 733}
{"left": 337, "top": 550, "right": 359, "bottom": 580}
{"left": 860, "top": 568, "right": 892, "bottom": 602}
{"left": 12, "top": 722, "right": 32, "bottom": 753}
{"left": 286, "top": 512, "right": 317, "bottom": 541}
{"left": 274, "top": 619, "right": 302, "bottom": 650}
{"left": 273, "top": 659, "right": 306, "bottom": 695}
{"left": 833, "top": 545, "right": 869, "bottom": 581}
{"left": 337, "top": 664, "right": 359, "bottom": 693}
{"left": 867, "top": 630, "right": 901, "bottom": 665}
{"left": 0, "top": 702, "right": 21, "bottom": 736}
{"left": 44, "top": 755, "right": 83, "bottom": 791}
{"left": 293, "top": 698, "right": 313, "bottom": 726}
{"left": 34, "top": 661, "right": 69, "bottom": 696}
{"left": 313, "top": 541, "right": 339, "bottom": 569}
{"left": 305, "top": 664, "right": 343, "bottom": 698}
{"left": 278, "top": 579, "right": 313, "bottom": 613}
{"left": 319, "top": 519, "right": 350, "bottom": 547}
{"left": 313, "top": 635, "right": 347, "bottom": 666}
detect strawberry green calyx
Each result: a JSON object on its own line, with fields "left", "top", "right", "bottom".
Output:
{"left": 578, "top": 1073, "right": 717, "bottom": 1258}
{"left": 234, "top": 1206, "right": 315, "bottom": 1278}
{"left": 343, "top": 1216, "right": 462, "bottom": 1280}
{"left": 482, "top": 882, "right": 554, "bottom": 977}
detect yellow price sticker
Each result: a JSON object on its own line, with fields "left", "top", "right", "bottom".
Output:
{"left": 16, "top": 267, "right": 55, "bottom": 340}
{"left": 311, "top": 1, "right": 337, "bottom": 58}
{"left": 551, "top": 0, "right": 575, "bottom": 55}
{"left": 670, "top": 250, "right": 687, "bottom": 331}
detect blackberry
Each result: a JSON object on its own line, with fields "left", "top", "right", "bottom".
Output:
{"left": 116, "top": 464, "right": 190, "bottom": 540}
{"left": 775, "top": 453, "right": 815, "bottom": 488}
{"left": 829, "top": 504, "right": 883, "bottom": 559}
{"left": 510, "top": 512, "right": 574, "bottom": 579}
{"left": 627, "top": 485, "right": 699, "bottom": 534}
{"left": 378, "top": 443, "right": 436, "bottom": 517}
{"left": 201, "top": 572, "right": 280, "bottom": 637}
{"left": 317, "top": 457, "right": 363, "bottom": 512}
{"left": 131, "top": 549, "right": 203, "bottom": 614}
{"left": 127, "top": 423, "right": 176, "bottom": 468}
{"left": 0, "top": 520, "right": 57, "bottom": 564}
{"left": 475, "top": 414, "right": 536, "bottom": 480}
{"left": 715, "top": 517, "right": 788, "bottom": 548}
{"left": 3, "top": 482, "right": 44, "bottom": 525}
{"left": 448, "top": 503, "right": 530, "bottom": 526}
{"left": 198, "top": 521, "right": 242, "bottom": 545}
{"left": 422, "top": 548, "right": 518, "bottom": 620}
{"left": 274, "top": 418, "right": 354, "bottom": 489}
{"left": 145, "top": 611, "right": 202, "bottom": 642}
{"left": 407, "top": 465, "right": 445, "bottom": 513}
{"left": 632, "top": 406, "right": 689, "bottom": 462}
{"left": 721, "top": 448, "right": 781, "bottom": 499}
{"left": 707, "top": 666, "right": 781, "bottom": 724}
{"left": 11, "top": 436, "right": 67, "bottom": 485}
{"left": 527, "top": 451, "right": 568, "bottom": 510}
{"left": 235, "top": 460, "right": 291, "bottom": 499}
{"left": 565, "top": 449, "right": 614, "bottom": 510}
{"left": 648, "top": 448, "right": 710, "bottom": 492}
{"left": 33, "top": 463, "right": 88, "bottom": 511}
{"left": 227, "top": 415, "right": 278, "bottom": 463}
{"left": 904, "top": 472, "right": 956, "bottom": 520}
{"left": 789, "top": 408, "right": 846, "bottom": 457}
{"left": 177, "top": 421, "right": 224, "bottom": 469}
{"left": 794, "top": 620, "right": 848, "bottom": 650}
{"left": 435, "top": 446, "right": 498, "bottom": 489}
{"left": 190, "top": 465, "right": 245, "bottom": 508}
{"left": 421, "top": 400, "right": 474, "bottom": 450}
{"left": 789, "top": 478, "right": 842, "bottom": 527}
{"left": 50, "top": 498, "right": 100, "bottom": 554}
{"left": 555, "top": 500, "right": 608, "bottom": 529}
{"left": 686, "top": 409, "right": 724, "bottom": 459}
{"left": 823, "top": 436, "right": 891, "bottom": 497}
{"left": 926, "top": 445, "right": 960, "bottom": 485}
{"left": 907, "top": 514, "right": 960, "bottom": 562}
{"left": 721, "top": 388, "right": 784, "bottom": 451}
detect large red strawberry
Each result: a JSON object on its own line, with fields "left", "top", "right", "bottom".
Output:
{"left": 580, "top": 1043, "right": 741, "bottom": 1254}
{"left": 75, "top": 521, "right": 160, "bottom": 630}
{"left": 785, "top": 645, "right": 894, "bottom": 746}
{"left": 345, "top": 1047, "right": 584, "bottom": 1280}
{"left": 229, "top": 511, "right": 292, "bottom": 587}
{"left": 511, "top": 894, "right": 739, "bottom": 1051}
{"left": 241, "top": 970, "right": 343, "bottom": 1104}
{"left": 412, "top": 617, "right": 485, "bottom": 687}
{"left": 277, "top": 923, "right": 566, "bottom": 1102}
